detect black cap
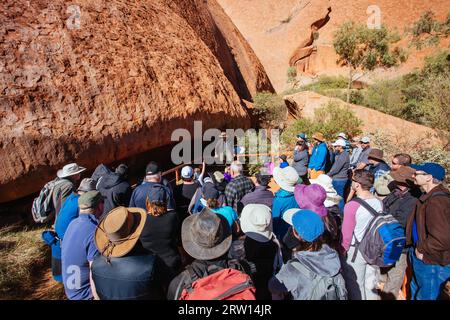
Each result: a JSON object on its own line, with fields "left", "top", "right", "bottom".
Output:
{"left": 146, "top": 161, "right": 161, "bottom": 175}
{"left": 147, "top": 184, "right": 168, "bottom": 204}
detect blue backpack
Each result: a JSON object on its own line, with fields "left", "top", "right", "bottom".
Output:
{"left": 351, "top": 198, "right": 406, "bottom": 267}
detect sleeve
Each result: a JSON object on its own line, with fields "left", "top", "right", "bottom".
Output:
{"left": 421, "top": 197, "right": 450, "bottom": 264}
{"left": 128, "top": 189, "right": 136, "bottom": 207}
{"left": 268, "top": 272, "right": 290, "bottom": 298}
{"left": 327, "top": 154, "right": 344, "bottom": 178}
{"left": 317, "top": 144, "right": 328, "bottom": 169}
{"left": 224, "top": 184, "right": 236, "bottom": 207}
{"left": 86, "top": 233, "right": 100, "bottom": 262}
{"left": 359, "top": 150, "right": 370, "bottom": 165}
{"left": 293, "top": 149, "right": 302, "bottom": 162}
{"left": 307, "top": 148, "right": 315, "bottom": 169}
{"left": 341, "top": 201, "right": 360, "bottom": 251}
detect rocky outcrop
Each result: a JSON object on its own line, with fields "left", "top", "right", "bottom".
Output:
{"left": 218, "top": 0, "right": 450, "bottom": 91}
{"left": 0, "top": 0, "right": 273, "bottom": 203}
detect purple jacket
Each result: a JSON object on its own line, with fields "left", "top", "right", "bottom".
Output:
{"left": 238, "top": 186, "right": 274, "bottom": 213}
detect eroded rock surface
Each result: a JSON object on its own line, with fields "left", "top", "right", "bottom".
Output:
{"left": 0, "top": 0, "right": 273, "bottom": 203}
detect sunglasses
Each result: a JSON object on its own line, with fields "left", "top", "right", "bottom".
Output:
{"left": 412, "top": 172, "right": 428, "bottom": 177}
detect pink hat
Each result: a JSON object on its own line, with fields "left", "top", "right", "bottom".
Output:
{"left": 294, "top": 184, "right": 328, "bottom": 218}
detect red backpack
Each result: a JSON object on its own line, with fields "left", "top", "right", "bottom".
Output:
{"left": 178, "top": 267, "right": 256, "bottom": 300}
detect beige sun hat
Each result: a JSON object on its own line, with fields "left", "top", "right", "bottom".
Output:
{"left": 57, "top": 163, "right": 86, "bottom": 178}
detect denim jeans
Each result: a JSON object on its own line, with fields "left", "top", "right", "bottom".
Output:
{"left": 409, "top": 247, "right": 450, "bottom": 300}
{"left": 332, "top": 179, "right": 349, "bottom": 211}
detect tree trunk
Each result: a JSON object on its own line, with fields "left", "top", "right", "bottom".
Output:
{"left": 347, "top": 67, "right": 353, "bottom": 103}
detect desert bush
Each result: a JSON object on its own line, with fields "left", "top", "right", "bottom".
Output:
{"left": 253, "top": 92, "right": 288, "bottom": 128}
{"left": 281, "top": 101, "right": 363, "bottom": 147}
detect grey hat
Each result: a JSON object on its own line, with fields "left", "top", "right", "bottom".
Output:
{"left": 77, "top": 178, "right": 97, "bottom": 192}
{"left": 181, "top": 207, "right": 232, "bottom": 260}
{"left": 57, "top": 163, "right": 86, "bottom": 178}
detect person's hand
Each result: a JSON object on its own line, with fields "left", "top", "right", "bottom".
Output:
{"left": 415, "top": 248, "right": 424, "bottom": 260}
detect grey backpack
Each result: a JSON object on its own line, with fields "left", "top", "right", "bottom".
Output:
{"left": 291, "top": 260, "right": 347, "bottom": 300}
{"left": 31, "top": 178, "right": 65, "bottom": 223}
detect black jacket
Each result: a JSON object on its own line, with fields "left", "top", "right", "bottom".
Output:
{"left": 383, "top": 188, "right": 418, "bottom": 229}
{"left": 139, "top": 211, "right": 181, "bottom": 278}
{"left": 97, "top": 173, "right": 132, "bottom": 216}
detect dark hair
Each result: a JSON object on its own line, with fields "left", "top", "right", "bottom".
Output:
{"left": 256, "top": 174, "right": 271, "bottom": 187}
{"left": 394, "top": 153, "right": 412, "bottom": 166}
{"left": 292, "top": 232, "right": 324, "bottom": 252}
{"left": 145, "top": 200, "right": 167, "bottom": 217}
{"left": 353, "top": 169, "right": 374, "bottom": 190}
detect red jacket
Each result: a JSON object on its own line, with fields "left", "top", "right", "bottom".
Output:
{"left": 406, "top": 184, "right": 450, "bottom": 266}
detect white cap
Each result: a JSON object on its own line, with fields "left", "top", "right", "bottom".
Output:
{"left": 337, "top": 132, "right": 347, "bottom": 140}
{"left": 360, "top": 136, "right": 370, "bottom": 143}
{"left": 181, "top": 166, "right": 194, "bottom": 179}
{"left": 332, "top": 139, "right": 346, "bottom": 147}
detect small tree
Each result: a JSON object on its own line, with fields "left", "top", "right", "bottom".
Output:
{"left": 286, "top": 67, "right": 298, "bottom": 88}
{"left": 333, "top": 22, "right": 408, "bottom": 103}
{"left": 253, "top": 92, "right": 288, "bottom": 129}
{"left": 408, "top": 11, "right": 450, "bottom": 49}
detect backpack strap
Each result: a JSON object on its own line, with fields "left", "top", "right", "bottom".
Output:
{"left": 290, "top": 259, "right": 324, "bottom": 299}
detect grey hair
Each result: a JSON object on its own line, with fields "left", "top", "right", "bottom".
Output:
{"left": 230, "top": 161, "right": 243, "bottom": 174}
{"left": 146, "top": 172, "right": 161, "bottom": 182}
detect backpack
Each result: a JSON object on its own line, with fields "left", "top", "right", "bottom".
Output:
{"left": 177, "top": 261, "right": 256, "bottom": 300}
{"left": 31, "top": 178, "right": 66, "bottom": 223}
{"left": 291, "top": 259, "right": 347, "bottom": 300}
{"left": 350, "top": 198, "right": 406, "bottom": 267}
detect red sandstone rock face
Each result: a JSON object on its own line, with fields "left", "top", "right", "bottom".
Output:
{"left": 0, "top": 0, "right": 273, "bottom": 203}
{"left": 218, "top": 0, "right": 450, "bottom": 91}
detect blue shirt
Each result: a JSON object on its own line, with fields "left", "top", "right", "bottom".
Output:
{"left": 308, "top": 142, "right": 328, "bottom": 171}
{"left": 61, "top": 214, "right": 99, "bottom": 300}
{"left": 212, "top": 206, "right": 238, "bottom": 227}
{"left": 272, "top": 189, "right": 299, "bottom": 241}
{"left": 412, "top": 218, "right": 419, "bottom": 246}
{"left": 129, "top": 182, "right": 175, "bottom": 211}
{"left": 55, "top": 193, "right": 80, "bottom": 240}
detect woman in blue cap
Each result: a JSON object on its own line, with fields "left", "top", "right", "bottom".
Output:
{"left": 268, "top": 209, "right": 347, "bottom": 300}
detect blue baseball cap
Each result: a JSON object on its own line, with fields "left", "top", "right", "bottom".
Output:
{"left": 410, "top": 163, "right": 446, "bottom": 181}
{"left": 292, "top": 209, "right": 324, "bottom": 242}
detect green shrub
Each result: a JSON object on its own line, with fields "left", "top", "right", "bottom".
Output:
{"left": 281, "top": 101, "right": 363, "bottom": 147}
{"left": 286, "top": 67, "right": 297, "bottom": 85}
{"left": 253, "top": 92, "right": 288, "bottom": 128}
{"left": 349, "top": 90, "right": 365, "bottom": 105}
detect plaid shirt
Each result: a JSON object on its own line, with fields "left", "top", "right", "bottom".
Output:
{"left": 224, "top": 175, "right": 254, "bottom": 213}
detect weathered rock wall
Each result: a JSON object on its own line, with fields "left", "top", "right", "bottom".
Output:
{"left": 0, "top": 0, "right": 273, "bottom": 203}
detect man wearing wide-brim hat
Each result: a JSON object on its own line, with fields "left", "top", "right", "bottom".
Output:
{"left": 52, "top": 163, "right": 87, "bottom": 221}
{"left": 380, "top": 165, "right": 420, "bottom": 300}
{"left": 307, "top": 132, "right": 329, "bottom": 180}
{"left": 91, "top": 206, "right": 166, "bottom": 300}
{"left": 367, "top": 149, "right": 391, "bottom": 186}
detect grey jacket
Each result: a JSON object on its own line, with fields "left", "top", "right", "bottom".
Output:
{"left": 52, "top": 178, "right": 75, "bottom": 219}
{"left": 268, "top": 244, "right": 341, "bottom": 300}
{"left": 327, "top": 151, "right": 350, "bottom": 181}
{"left": 292, "top": 149, "right": 309, "bottom": 176}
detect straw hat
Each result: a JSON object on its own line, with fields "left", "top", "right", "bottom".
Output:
{"left": 312, "top": 132, "right": 325, "bottom": 142}
{"left": 95, "top": 206, "right": 147, "bottom": 258}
